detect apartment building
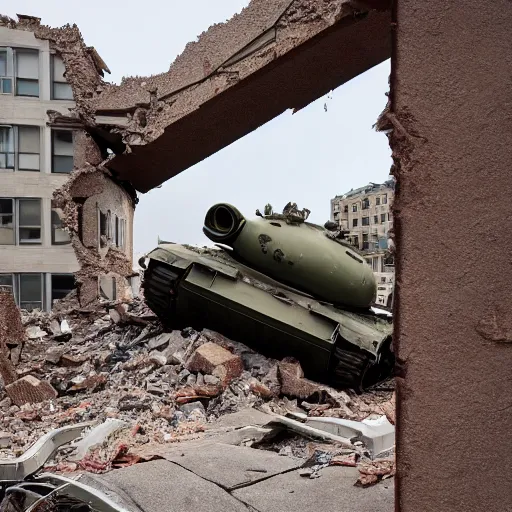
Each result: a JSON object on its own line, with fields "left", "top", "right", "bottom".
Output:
{"left": 0, "top": 16, "right": 136, "bottom": 313}
{"left": 0, "top": 26, "right": 80, "bottom": 310}
{"left": 330, "top": 178, "right": 395, "bottom": 307}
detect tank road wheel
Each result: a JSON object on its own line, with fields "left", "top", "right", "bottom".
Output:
{"left": 143, "top": 260, "right": 180, "bottom": 325}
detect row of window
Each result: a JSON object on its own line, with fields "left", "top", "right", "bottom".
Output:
{"left": 352, "top": 213, "right": 391, "bottom": 227}
{"left": 0, "top": 47, "right": 72, "bottom": 100}
{"left": 0, "top": 273, "right": 75, "bottom": 311}
{"left": 332, "top": 194, "right": 389, "bottom": 214}
{"left": 0, "top": 126, "right": 74, "bottom": 173}
{"left": 0, "top": 198, "right": 126, "bottom": 249}
{"left": 0, "top": 198, "right": 68, "bottom": 245}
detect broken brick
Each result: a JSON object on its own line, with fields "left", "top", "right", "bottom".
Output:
{"left": 278, "top": 359, "right": 322, "bottom": 399}
{"left": 60, "top": 353, "right": 90, "bottom": 367}
{"left": 248, "top": 377, "right": 276, "bottom": 399}
{"left": 69, "top": 374, "right": 107, "bottom": 393}
{"left": 186, "top": 342, "right": 243, "bottom": 385}
{"left": 5, "top": 376, "right": 58, "bottom": 406}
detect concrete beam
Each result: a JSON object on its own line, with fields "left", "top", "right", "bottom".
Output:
{"left": 391, "top": 1, "right": 512, "bottom": 511}
{"left": 95, "top": 0, "right": 391, "bottom": 192}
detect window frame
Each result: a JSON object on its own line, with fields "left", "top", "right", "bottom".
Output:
{"left": 50, "top": 53, "right": 73, "bottom": 100}
{"left": 0, "top": 197, "right": 42, "bottom": 246}
{"left": 352, "top": 218, "right": 358, "bottom": 227}
{"left": 18, "top": 198, "right": 42, "bottom": 245}
{"left": 51, "top": 129, "right": 75, "bottom": 174}
{"left": 51, "top": 208, "right": 71, "bottom": 245}
{"left": 362, "top": 216, "right": 370, "bottom": 226}
{"left": 0, "top": 197, "right": 15, "bottom": 245}
{"left": 18, "top": 273, "right": 44, "bottom": 311}
{"left": 14, "top": 48, "right": 40, "bottom": 98}
{"left": 0, "top": 124, "right": 41, "bottom": 172}
{"left": 0, "top": 47, "right": 14, "bottom": 95}
{"left": 51, "top": 273, "right": 75, "bottom": 304}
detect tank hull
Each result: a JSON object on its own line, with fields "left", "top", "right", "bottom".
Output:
{"left": 142, "top": 244, "right": 393, "bottom": 391}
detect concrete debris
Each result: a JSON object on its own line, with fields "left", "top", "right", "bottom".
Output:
{"left": 26, "top": 326, "right": 48, "bottom": 340}
{"left": 0, "top": 293, "right": 394, "bottom": 488}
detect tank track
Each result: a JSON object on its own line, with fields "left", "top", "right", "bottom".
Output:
{"left": 143, "top": 260, "right": 180, "bottom": 326}
{"left": 329, "top": 344, "right": 373, "bottom": 393}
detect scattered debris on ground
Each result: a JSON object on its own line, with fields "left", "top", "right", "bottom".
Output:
{"left": 0, "top": 290, "right": 395, "bottom": 501}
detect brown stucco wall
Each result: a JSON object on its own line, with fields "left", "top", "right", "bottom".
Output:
{"left": 392, "top": 1, "right": 512, "bottom": 511}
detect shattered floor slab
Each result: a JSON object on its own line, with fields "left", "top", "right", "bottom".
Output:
{"left": 159, "top": 442, "right": 303, "bottom": 490}
{"left": 232, "top": 466, "right": 393, "bottom": 512}
{"left": 102, "top": 459, "right": 249, "bottom": 512}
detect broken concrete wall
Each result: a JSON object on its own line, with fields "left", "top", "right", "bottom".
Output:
{"left": 53, "top": 165, "right": 135, "bottom": 306}
{"left": 389, "top": 1, "right": 512, "bottom": 511}
{"left": 87, "top": 0, "right": 391, "bottom": 192}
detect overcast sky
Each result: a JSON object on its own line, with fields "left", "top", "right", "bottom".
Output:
{"left": 1, "top": 0, "right": 391, "bottom": 254}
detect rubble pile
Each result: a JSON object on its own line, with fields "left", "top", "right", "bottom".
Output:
{"left": 0, "top": 292, "right": 394, "bottom": 478}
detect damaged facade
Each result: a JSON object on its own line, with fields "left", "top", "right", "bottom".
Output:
{"left": 0, "top": 15, "right": 135, "bottom": 310}
{"left": 331, "top": 179, "right": 395, "bottom": 307}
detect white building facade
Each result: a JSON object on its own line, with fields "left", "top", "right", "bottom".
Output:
{"left": 0, "top": 26, "right": 78, "bottom": 310}
{"left": 331, "top": 179, "right": 395, "bottom": 307}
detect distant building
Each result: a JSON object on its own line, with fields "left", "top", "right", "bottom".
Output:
{"left": 330, "top": 178, "right": 395, "bottom": 307}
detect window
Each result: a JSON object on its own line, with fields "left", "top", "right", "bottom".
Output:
{"left": 352, "top": 235, "right": 359, "bottom": 248}
{"left": 52, "top": 130, "right": 74, "bottom": 173}
{"left": 376, "top": 196, "right": 381, "bottom": 206}
{"left": 0, "top": 273, "right": 13, "bottom": 289}
{"left": 352, "top": 204, "right": 357, "bottom": 212}
{"left": 119, "top": 218, "right": 126, "bottom": 249}
{"left": 15, "top": 49, "right": 39, "bottom": 97}
{"left": 0, "top": 126, "right": 14, "bottom": 168}
{"left": 388, "top": 212, "right": 391, "bottom": 221}
{"left": 0, "top": 47, "right": 13, "bottom": 94}
{"left": 362, "top": 198, "right": 370, "bottom": 210}
{"left": 380, "top": 257, "right": 386, "bottom": 273}
{"left": 19, "top": 199, "right": 41, "bottom": 244}
{"left": 362, "top": 217, "right": 370, "bottom": 226}
{"left": 18, "top": 125, "right": 40, "bottom": 170}
{"left": 0, "top": 199, "right": 14, "bottom": 244}
{"left": 383, "top": 194, "right": 388, "bottom": 204}
{"left": 381, "top": 213, "right": 386, "bottom": 223}
{"left": 381, "top": 277, "right": 387, "bottom": 283}
{"left": 362, "top": 233, "right": 369, "bottom": 250}
{"left": 0, "top": 125, "right": 40, "bottom": 171}
{"left": 51, "top": 208, "right": 70, "bottom": 244}
{"left": 51, "top": 54, "right": 73, "bottom": 100}
{"left": 51, "top": 274, "right": 75, "bottom": 304}
{"left": 374, "top": 215, "right": 379, "bottom": 224}
{"left": 0, "top": 198, "right": 41, "bottom": 245}
{"left": 343, "top": 205, "right": 348, "bottom": 213}
{"left": 19, "top": 273, "right": 43, "bottom": 310}
{"left": 352, "top": 218, "right": 358, "bottom": 227}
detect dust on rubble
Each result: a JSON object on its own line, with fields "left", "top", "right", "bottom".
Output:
{"left": 0, "top": 292, "right": 394, "bottom": 477}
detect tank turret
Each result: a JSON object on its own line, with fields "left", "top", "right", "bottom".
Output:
{"left": 203, "top": 203, "right": 376, "bottom": 309}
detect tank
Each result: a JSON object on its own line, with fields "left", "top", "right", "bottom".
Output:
{"left": 141, "top": 202, "right": 394, "bottom": 392}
